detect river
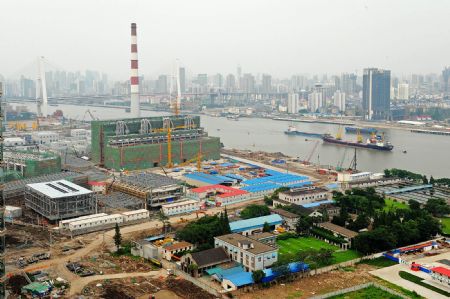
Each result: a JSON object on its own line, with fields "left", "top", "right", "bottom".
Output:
{"left": 13, "top": 103, "right": 450, "bottom": 178}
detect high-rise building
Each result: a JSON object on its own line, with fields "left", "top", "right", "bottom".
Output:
{"left": 308, "top": 91, "right": 323, "bottom": 113}
{"left": 397, "top": 83, "right": 409, "bottom": 100}
{"left": 240, "top": 73, "right": 255, "bottom": 93}
{"left": 197, "top": 74, "right": 208, "bottom": 87}
{"left": 213, "top": 73, "right": 223, "bottom": 89}
{"left": 225, "top": 74, "right": 236, "bottom": 91}
{"left": 362, "top": 68, "right": 391, "bottom": 120}
{"left": 340, "top": 73, "right": 357, "bottom": 94}
{"left": 157, "top": 75, "right": 168, "bottom": 93}
{"left": 237, "top": 65, "right": 242, "bottom": 89}
{"left": 443, "top": 67, "right": 450, "bottom": 94}
{"left": 333, "top": 90, "right": 346, "bottom": 112}
{"left": 179, "top": 67, "right": 186, "bottom": 93}
{"left": 287, "top": 93, "right": 299, "bottom": 114}
{"left": 261, "top": 74, "right": 272, "bottom": 93}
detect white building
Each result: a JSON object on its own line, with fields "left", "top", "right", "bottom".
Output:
{"left": 161, "top": 199, "right": 200, "bottom": 216}
{"left": 68, "top": 214, "right": 124, "bottom": 231}
{"left": 32, "top": 131, "right": 59, "bottom": 145}
{"left": 121, "top": 209, "right": 149, "bottom": 222}
{"left": 398, "top": 83, "right": 409, "bottom": 100}
{"left": 287, "top": 93, "right": 299, "bottom": 114}
{"left": 308, "top": 91, "right": 323, "bottom": 112}
{"left": 70, "top": 129, "right": 88, "bottom": 138}
{"left": 59, "top": 213, "right": 108, "bottom": 229}
{"left": 337, "top": 171, "right": 373, "bottom": 183}
{"left": 4, "top": 137, "right": 26, "bottom": 147}
{"left": 278, "top": 187, "right": 330, "bottom": 205}
{"left": 214, "top": 233, "right": 278, "bottom": 272}
{"left": 333, "top": 90, "right": 346, "bottom": 112}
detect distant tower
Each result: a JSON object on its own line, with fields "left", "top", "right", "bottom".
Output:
{"left": 36, "top": 56, "right": 48, "bottom": 117}
{"left": 130, "top": 23, "right": 140, "bottom": 117}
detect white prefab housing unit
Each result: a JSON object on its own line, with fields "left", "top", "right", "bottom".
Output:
{"left": 278, "top": 187, "right": 330, "bottom": 205}
{"left": 121, "top": 209, "right": 149, "bottom": 222}
{"left": 161, "top": 200, "right": 200, "bottom": 216}
{"left": 5, "top": 206, "right": 22, "bottom": 218}
{"left": 337, "top": 172, "right": 372, "bottom": 183}
{"left": 68, "top": 214, "right": 124, "bottom": 231}
{"left": 59, "top": 213, "right": 108, "bottom": 229}
{"left": 32, "top": 131, "right": 59, "bottom": 145}
{"left": 4, "top": 137, "right": 26, "bottom": 147}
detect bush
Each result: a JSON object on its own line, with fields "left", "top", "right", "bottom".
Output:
{"left": 276, "top": 232, "right": 298, "bottom": 240}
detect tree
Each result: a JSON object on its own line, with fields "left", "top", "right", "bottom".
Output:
{"left": 424, "top": 198, "right": 450, "bottom": 217}
{"left": 296, "top": 217, "right": 312, "bottom": 235}
{"left": 240, "top": 204, "right": 270, "bottom": 219}
{"left": 347, "top": 214, "right": 369, "bottom": 232}
{"left": 113, "top": 223, "right": 122, "bottom": 252}
{"left": 353, "top": 226, "right": 397, "bottom": 254}
{"left": 408, "top": 199, "right": 421, "bottom": 210}
{"left": 430, "top": 176, "right": 435, "bottom": 185}
{"left": 422, "top": 175, "right": 429, "bottom": 185}
{"left": 264, "top": 195, "right": 273, "bottom": 206}
{"left": 222, "top": 208, "right": 231, "bottom": 234}
{"left": 262, "top": 222, "right": 271, "bottom": 232}
{"left": 252, "top": 270, "right": 265, "bottom": 284}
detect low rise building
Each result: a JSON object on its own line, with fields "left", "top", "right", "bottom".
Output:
{"left": 271, "top": 209, "right": 299, "bottom": 231}
{"left": 230, "top": 214, "right": 283, "bottom": 236}
{"left": 317, "top": 222, "right": 358, "bottom": 249}
{"left": 121, "top": 209, "right": 149, "bottom": 222}
{"left": 249, "top": 232, "right": 277, "bottom": 246}
{"left": 181, "top": 247, "right": 230, "bottom": 277}
{"left": 188, "top": 184, "right": 249, "bottom": 206}
{"left": 430, "top": 267, "right": 450, "bottom": 287}
{"left": 32, "top": 131, "right": 59, "bottom": 145}
{"left": 161, "top": 199, "right": 200, "bottom": 216}
{"left": 160, "top": 241, "right": 194, "bottom": 261}
{"left": 278, "top": 187, "right": 330, "bottom": 205}
{"left": 131, "top": 240, "right": 159, "bottom": 260}
{"left": 215, "top": 233, "right": 278, "bottom": 272}
{"left": 68, "top": 214, "right": 124, "bottom": 231}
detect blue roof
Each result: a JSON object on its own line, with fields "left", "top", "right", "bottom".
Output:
{"left": 224, "top": 173, "right": 245, "bottom": 181}
{"left": 240, "top": 183, "right": 280, "bottom": 193}
{"left": 384, "top": 184, "right": 433, "bottom": 195}
{"left": 230, "top": 214, "right": 283, "bottom": 232}
{"left": 222, "top": 271, "right": 254, "bottom": 287}
{"left": 184, "top": 172, "right": 233, "bottom": 185}
{"left": 243, "top": 173, "right": 309, "bottom": 186}
{"left": 262, "top": 262, "right": 309, "bottom": 283}
{"left": 326, "top": 183, "right": 339, "bottom": 189}
{"left": 219, "top": 162, "right": 235, "bottom": 167}
{"left": 207, "top": 265, "right": 245, "bottom": 281}
{"left": 301, "top": 200, "right": 334, "bottom": 208}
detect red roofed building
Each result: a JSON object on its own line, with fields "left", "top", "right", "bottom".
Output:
{"left": 188, "top": 185, "right": 250, "bottom": 206}
{"left": 430, "top": 266, "right": 450, "bottom": 287}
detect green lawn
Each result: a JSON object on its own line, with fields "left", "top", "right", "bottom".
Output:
{"left": 277, "top": 237, "right": 361, "bottom": 265}
{"left": 358, "top": 257, "right": 397, "bottom": 268}
{"left": 329, "top": 285, "right": 402, "bottom": 299}
{"left": 440, "top": 217, "right": 450, "bottom": 234}
{"left": 383, "top": 198, "right": 409, "bottom": 212}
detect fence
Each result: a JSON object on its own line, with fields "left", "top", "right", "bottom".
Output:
{"left": 309, "top": 282, "right": 408, "bottom": 299}
{"left": 309, "top": 252, "right": 384, "bottom": 276}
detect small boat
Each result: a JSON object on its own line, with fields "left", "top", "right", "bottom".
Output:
{"left": 402, "top": 150, "right": 407, "bottom": 154}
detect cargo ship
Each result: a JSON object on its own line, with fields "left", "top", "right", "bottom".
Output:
{"left": 284, "top": 126, "right": 323, "bottom": 138}
{"left": 322, "top": 130, "right": 393, "bottom": 151}
{"left": 345, "top": 127, "right": 377, "bottom": 134}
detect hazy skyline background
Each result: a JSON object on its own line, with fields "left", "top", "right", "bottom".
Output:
{"left": 2, "top": 0, "right": 450, "bottom": 80}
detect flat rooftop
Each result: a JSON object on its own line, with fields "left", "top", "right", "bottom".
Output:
{"left": 120, "top": 172, "right": 181, "bottom": 189}
{"left": 215, "top": 233, "right": 277, "bottom": 255}
{"left": 280, "top": 187, "right": 329, "bottom": 197}
{"left": 27, "top": 179, "right": 92, "bottom": 199}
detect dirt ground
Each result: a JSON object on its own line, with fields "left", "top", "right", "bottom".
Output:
{"left": 237, "top": 264, "right": 376, "bottom": 299}
{"left": 79, "top": 253, "right": 157, "bottom": 275}
{"left": 78, "top": 276, "right": 214, "bottom": 299}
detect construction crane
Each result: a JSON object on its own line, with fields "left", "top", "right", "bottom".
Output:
{"left": 178, "top": 152, "right": 203, "bottom": 172}
{"left": 336, "top": 148, "right": 348, "bottom": 171}
{"left": 82, "top": 109, "right": 99, "bottom": 122}
{"left": 304, "top": 140, "right": 320, "bottom": 165}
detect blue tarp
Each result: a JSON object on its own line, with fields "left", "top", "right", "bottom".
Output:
{"left": 301, "top": 200, "right": 334, "bottom": 208}
{"left": 262, "top": 262, "right": 310, "bottom": 283}
{"left": 222, "top": 271, "right": 254, "bottom": 287}
{"left": 219, "top": 162, "right": 235, "bottom": 167}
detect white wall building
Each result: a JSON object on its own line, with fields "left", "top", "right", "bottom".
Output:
{"left": 68, "top": 214, "right": 124, "bottom": 231}
{"left": 308, "top": 91, "right": 323, "bottom": 112}
{"left": 32, "top": 131, "right": 59, "bottom": 145}
{"left": 121, "top": 209, "right": 149, "bottom": 222}
{"left": 333, "top": 90, "right": 346, "bottom": 112}
{"left": 398, "top": 83, "right": 409, "bottom": 100}
{"left": 59, "top": 213, "right": 108, "bottom": 229}
{"left": 161, "top": 199, "right": 200, "bottom": 216}
{"left": 214, "top": 233, "right": 278, "bottom": 272}
{"left": 287, "top": 93, "right": 299, "bottom": 114}
{"left": 278, "top": 187, "right": 330, "bottom": 205}
{"left": 4, "top": 137, "right": 26, "bottom": 147}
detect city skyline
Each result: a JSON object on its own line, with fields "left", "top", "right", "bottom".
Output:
{"left": 2, "top": 0, "right": 450, "bottom": 79}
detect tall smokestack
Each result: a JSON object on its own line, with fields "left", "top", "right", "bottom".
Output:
{"left": 130, "top": 23, "right": 140, "bottom": 117}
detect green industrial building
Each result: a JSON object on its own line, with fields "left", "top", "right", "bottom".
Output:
{"left": 91, "top": 115, "right": 221, "bottom": 171}
{"left": 3, "top": 150, "right": 61, "bottom": 178}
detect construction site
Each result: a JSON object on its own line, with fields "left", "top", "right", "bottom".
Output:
{"left": 90, "top": 115, "right": 221, "bottom": 171}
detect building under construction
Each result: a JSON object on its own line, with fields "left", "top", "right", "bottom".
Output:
{"left": 3, "top": 150, "right": 61, "bottom": 178}
{"left": 91, "top": 115, "right": 221, "bottom": 171}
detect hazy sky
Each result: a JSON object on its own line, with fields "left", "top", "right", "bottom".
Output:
{"left": 2, "top": 0, "right": 450, "bottom": 80}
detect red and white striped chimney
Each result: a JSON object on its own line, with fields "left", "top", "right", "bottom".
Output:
{"left": 130, "top": 23, "right": 140, "bottom": 117}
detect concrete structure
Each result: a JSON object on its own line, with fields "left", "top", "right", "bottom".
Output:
{"left": 363, "top": 68, "right": 391, "bottom": 120}
{"left": 287, "top": 93, "right": 299, "bottom": 114}
{"left": 70, "top": 129, "right": 89, "bottom": 138}
{"left": 25, "top": 180, "right": 95, "bottom": 220}
{"left": 90, "top": 115, "right": 220, "bottom": 171}
{"left": 3, "top": 151, "right": 61, "bottom": 178}
{"left": 160, "top": 241, "right": 194, "bottom": 261}
{"left": 161, "top": 199, "right": 200, "bottom": 216}
{"left": 271, "top": 209, "right": 299, "bottom": 231}
{"left": 229, "top": 214, "right": 283, "bottom": 236}
{"left": 131, "top": 240, "right": 159, "bottom": 260}
{"left": 333, "top": 90, "right": 346, "bottom": 112}
{"left": 130, "top": 23, "right": 140, "bottom": 117}
{"left": 214, "top": 233, "right": 278, "bottom": 271}
{"left": 278, "top": 187, "right": 330, "bottom": 205}
{"left": 249, "top": 232, "right": 277, "bottom": 246}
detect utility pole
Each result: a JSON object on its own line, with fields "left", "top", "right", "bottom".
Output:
{"left": 0, "top": 82, "right": 6, "bottom": 298}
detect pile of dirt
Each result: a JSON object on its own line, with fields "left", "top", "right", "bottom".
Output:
{"left": 7, "top": 275, "right": 29, "bottom": 295}
{"left": 165, "top": 277, "right": 215, "bottom": 299}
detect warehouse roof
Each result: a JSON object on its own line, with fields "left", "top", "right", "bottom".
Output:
{"left": 272, "top": 209, "right": 299, "bottom": 219}
{"left": 184, "top": 172, "right": 233, "bottom": 185}
{"left": 229, "top": 214, "right": 283, "bottom": 232}
{"left": 240, "top": 183, "right": 280, "bottom": 193}
{"left": 431, "top": 266, "right": 450, "bottom": 277}
{"left": 27, "top": 180, "right": 92, "bottom": 199}
{"left": 280, "top": 187, "right": 329, "bottom": 197}
{"left": 190, "top": 185, "right": 248, "bottom": 198}
{"left": 121, "top": 209, "right": 149, "bottom": 216}
{"left": 163, "top": 241, "right": 193, "bottom": 252}
{"left": 318, "top": 222, "right": 358, "bottom": 238}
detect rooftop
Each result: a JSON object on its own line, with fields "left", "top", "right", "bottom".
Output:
{"left": 184, "top": 172, "right": 234, "bottom": 185}
{"left": 249, "top": 232, "right": 276, "bottom": 240}
{"left": 121, "top": 209, "right": 149, "bottom": 215}
{"left": 301, "top": 200, "right": 335, "bottom": 208}
{"left": 272, "top": 208, "right": 299, "bottom": 219}
{"left": 121, "top": 172, "right": 181, "bottom": 189}
{"left": 215, "top": 233, "right": 277, "bottom": 255}
{"left": 280, "top": 187, "right": 329, "bottom": 197}
{"left": 26, "top": 179, "right": 92, "bottom": 199}
{"left": 229, "top": 214, "right": 283, "bottom": 232}
{"left": 431, "top": 266, "right": 450, "bottom": 277}
{"left": 190, "top": 184, "right": 248, "bottom": 198}
{"left": 318, "top": 222, "right": 358, "bottom": 238}
{"left": 163, "top": 241, "right": 193, "bottom": 251}
{"left": 222, "top": 271, "right": 253, "bottom": 287}
{"left": 162, "top": 199, "right": 199, "bottom": 208}
{"left": 190, "top": 247, "right": 230, "bottom": 268}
